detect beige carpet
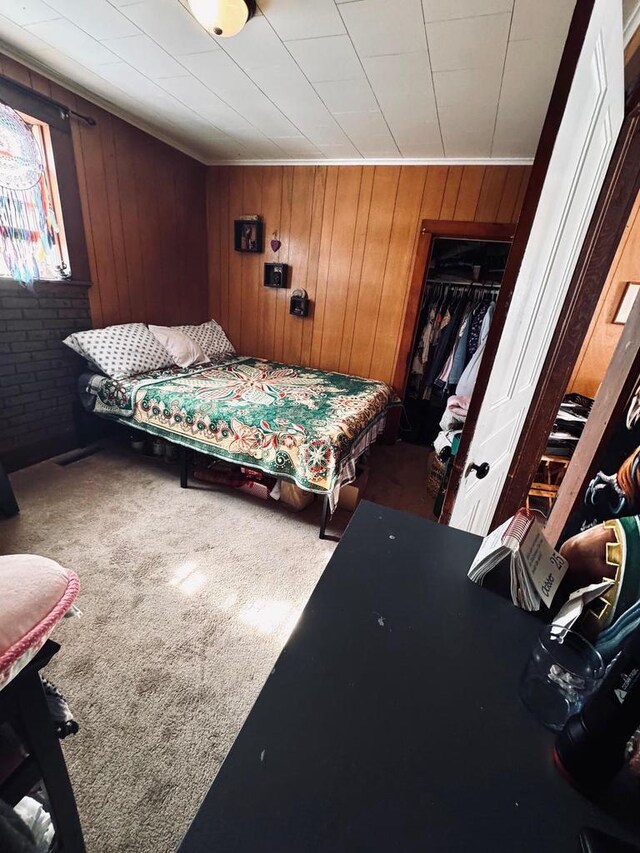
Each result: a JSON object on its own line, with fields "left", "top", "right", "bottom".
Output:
{"left": 0, "top": 440, "right": 433, "bottom": 852}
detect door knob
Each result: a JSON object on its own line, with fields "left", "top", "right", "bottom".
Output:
{"left": 466, "top": 461, "right": 490, "bottom": 480}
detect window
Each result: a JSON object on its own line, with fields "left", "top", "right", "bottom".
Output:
{"left": 0, "top": 105, "right": 70, "bottom": 282}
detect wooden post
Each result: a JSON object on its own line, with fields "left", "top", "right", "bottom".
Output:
{"left": 545, "top": 293, "right": 640, "bottom": 544}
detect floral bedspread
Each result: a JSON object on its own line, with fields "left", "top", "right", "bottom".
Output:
{"left": 91, "top": 357, "right": 398, "bottom": 494}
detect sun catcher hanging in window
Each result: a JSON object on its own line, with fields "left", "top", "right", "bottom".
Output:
{"left": 0, "top": 102, "right": 69, "bottom": 285}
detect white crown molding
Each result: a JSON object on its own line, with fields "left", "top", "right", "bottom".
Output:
{"left": 0, "top": 43, "right": 535, "bottom": 169}
{"left": 625, "top": 1, "right": 640, "bottom": 45}
{"left": 209, "top": 157, "right": 535, "bottom": 167}
{"left": 0, "top": 41, "right": 211, "bottom": 165}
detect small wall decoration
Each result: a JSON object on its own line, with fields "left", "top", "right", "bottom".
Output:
{"left": 270, "top": 231, "right": 281, "bottom": 252}
{"left": 234, "top": 216, "right": 264, "bottom": 253}
{"left": 290, "top": 289, "right": 310, "bottom": 317}
{"left": 264, "top": 262, "right": 288, "bottom": 288}
{"left": 613, "top": 282, "right": 640, "bottom": 325}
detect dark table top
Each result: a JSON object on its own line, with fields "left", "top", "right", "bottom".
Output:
{"left": 179, "top": 501, "right": 640, "bottom": 852}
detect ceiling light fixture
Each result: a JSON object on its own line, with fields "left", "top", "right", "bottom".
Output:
{"left": 188, "top": 0, "right": 256, "bottom": 38}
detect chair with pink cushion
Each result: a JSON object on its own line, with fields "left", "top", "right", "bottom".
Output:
{"left": 0, "top": 554, "right": 84, "bottom": 852}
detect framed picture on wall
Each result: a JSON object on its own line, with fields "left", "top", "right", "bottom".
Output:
{"left": 234, "top": 218, "right": 264, "bottom": 253}
{"left": 613, "top": 282, "right": 640, "bottom": 324}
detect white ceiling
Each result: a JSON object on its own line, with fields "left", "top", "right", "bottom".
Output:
{"left": 0, "top": 0, "right": 609, "bottom": 165}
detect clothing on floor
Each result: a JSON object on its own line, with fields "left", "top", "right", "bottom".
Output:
{"left": 0, "top": 800, "right": 38, "bottom": 853}
{"left": 13, "top": 799, "right": 54, "bottom": 853}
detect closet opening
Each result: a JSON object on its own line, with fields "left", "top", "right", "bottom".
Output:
{"left": 397, "top": 222, "right": 515, "bottom": 519}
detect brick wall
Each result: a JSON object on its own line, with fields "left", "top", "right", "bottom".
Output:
{"left": 0, "top": 279, "right": 91, "bottom": 472}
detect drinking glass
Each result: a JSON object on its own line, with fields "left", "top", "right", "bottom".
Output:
{"left": 519, "top": 624, "right": 605, "bottom": 731}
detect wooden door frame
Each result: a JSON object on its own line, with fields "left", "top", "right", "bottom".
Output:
{"left": 489, "top": 81, "right": 640, "bottom": 531}
{"left": 544, "top": 292, "right": 640, "bottom": 544}
{"left": 438, "top": 0, "right": 597, "bottom": 524}
{"left": 391, "top": 219, "right": 517, "bottom": 397}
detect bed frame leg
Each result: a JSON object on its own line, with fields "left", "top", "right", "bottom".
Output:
{"left": 319, "top": 495, "right": 342, "bottom": 541}
{"left": 179, "top": 446, "right": 189, "bottom": 488}
{"left": 319, "top": 495, "right": 330, "bottom": 539}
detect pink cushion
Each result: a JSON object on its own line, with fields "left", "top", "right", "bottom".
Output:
{"left": 0, "top": 555, "right": 79, "bottom": 690}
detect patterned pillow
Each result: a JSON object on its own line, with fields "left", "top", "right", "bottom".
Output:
{"left": 177, "top": 320, "right": 235, "bottom": 361}
{"left": 63, "top": 323, "right": 172, "bottom": 379}
{"left": 62, "top": 333, "right": 87, "bottom": 359}
{"left": 148, "top": 324, "right": 207, "bottom": 368}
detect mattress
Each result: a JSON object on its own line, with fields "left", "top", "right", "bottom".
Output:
{"left": 82, "top": 356, "right": 398, "bottom": 499}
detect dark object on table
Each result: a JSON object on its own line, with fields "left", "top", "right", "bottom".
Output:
{"left": 555, "top": 621, "right": 640, "bottom": 793}
{"left": 179, "top": 502, "right": 640, "bottom": 853}
{"left": 558, "top": 517, "right": 640, "bottom": 652}
{"left": 580, "top": 828, "right": 640, "bottom": 852}
{"left": 0, "top": 799, "right": 37, "bottom": 853}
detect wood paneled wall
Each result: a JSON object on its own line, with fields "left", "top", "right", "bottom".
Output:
{"left": 568, "top": 188, "right": 640, "bottom": 399}
{"left": 0, "top": 54, "right": 209, "bottom": 328}
{"left": 207, "top": 164, "right": 530, "bottom": 387}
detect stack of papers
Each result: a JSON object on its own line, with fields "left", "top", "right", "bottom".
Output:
{"left": 468, "top": 509, "right": 569, "bottom": 611}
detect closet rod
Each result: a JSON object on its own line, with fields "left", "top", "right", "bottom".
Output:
{"left": 426, "top": 278, "right": 501, "bottom": 289}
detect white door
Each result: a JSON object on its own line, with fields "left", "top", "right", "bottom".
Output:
{"left": 449, "top": 0, "right": 624, "bottom": 535}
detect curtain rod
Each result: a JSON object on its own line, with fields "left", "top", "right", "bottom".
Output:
{"left": 0, "top": 74, "right": 96, "bottom": 126}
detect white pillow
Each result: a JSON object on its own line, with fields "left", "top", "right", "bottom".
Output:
{"left": 63, "top": 323, "right": 172, "bottom": 379}
{"left": 149, "top": 325, "right": 207, "bottom": 368}
{"left": 177, "top": 320, "right": 235, "bottom": 360}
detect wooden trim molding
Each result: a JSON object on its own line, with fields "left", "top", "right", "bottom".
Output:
{"left": 418, "top": 221, "right": 517, "bottom": 238}
{"left": 492, "top": 83, "right": 640, "bottom": 529}
{"left": 209, "top": 158, "right": 536, "bottom": 167}
{"left": 439, "top": 0, "right": 597, "bottom": 525}
{"left": 48, "top": 123, "right": 91, "bottom": 282}
{"left": 625, "top": 24, "right": 640, "bottom": 88}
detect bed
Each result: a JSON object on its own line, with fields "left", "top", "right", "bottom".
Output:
{"left": 80, "top": 354, "right": 398, "bottom": 538}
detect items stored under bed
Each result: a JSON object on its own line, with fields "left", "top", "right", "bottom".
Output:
{"left": 79, "top": 355, "right": 397, "bottom": 521}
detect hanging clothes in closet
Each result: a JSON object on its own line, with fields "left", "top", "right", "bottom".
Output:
{"left": 408, "top": 280, "right": 498, "bottom": 403}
